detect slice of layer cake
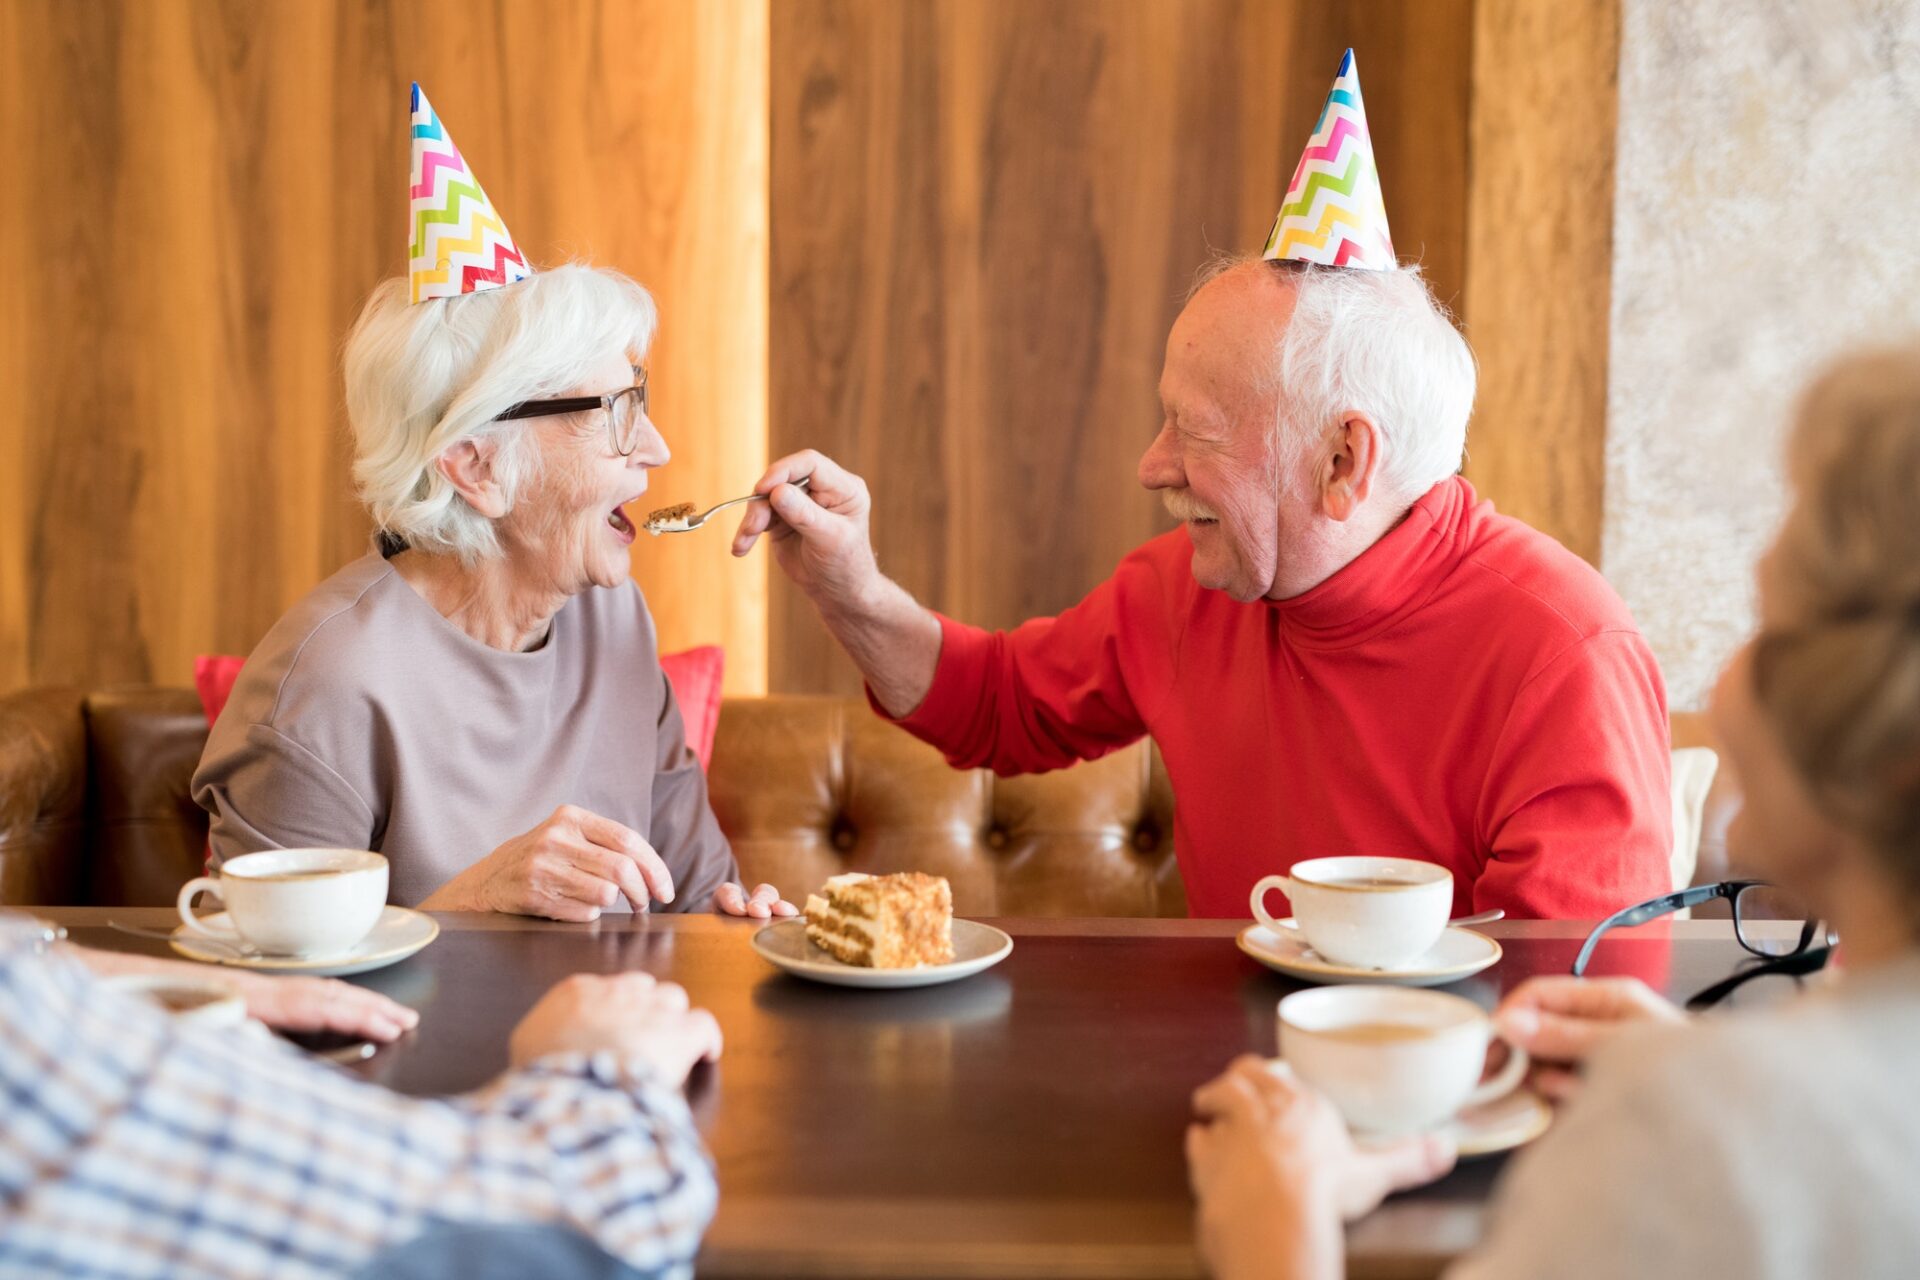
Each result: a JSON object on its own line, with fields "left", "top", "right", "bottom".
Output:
{"left": 804, "top": 872, "right": 956, "bottom": 968}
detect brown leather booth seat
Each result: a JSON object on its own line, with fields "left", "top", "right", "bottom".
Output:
{"left": 0, "top": 687, "right": 1184, "bottom": 916}
{"left": 1, "top": 686, "right": 1742, "bottom": 916}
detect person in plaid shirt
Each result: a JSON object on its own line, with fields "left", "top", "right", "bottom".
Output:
{"left": 0, "top": 914, "right": 721, "bottom": 1279}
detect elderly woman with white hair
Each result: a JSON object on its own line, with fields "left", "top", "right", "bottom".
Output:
{"left": 193, "top": 263, "right": 791, "bottom": 921}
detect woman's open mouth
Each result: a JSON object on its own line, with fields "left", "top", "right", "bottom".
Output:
{"left": 608, "top": 505, "right": 636, "bottom": 542}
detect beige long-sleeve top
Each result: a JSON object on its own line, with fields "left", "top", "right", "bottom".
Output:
{"left": 1450, "top": 952, "right": 1920, "bottom": 1279}
{"left": 191, "top": 552, "right": 736, "bottom": 910}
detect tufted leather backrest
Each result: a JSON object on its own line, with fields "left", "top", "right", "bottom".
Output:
{"left": 0, "top": 687, "right": 91, "bottom": 903}
{"left": 84, "top": 687, "right": 213, "bottom": 905}
{"left": 0, "top": 687, "right": 1183, "bottom": 914}
{"left": 0, "top": 685, "right": 1739, "bottom": 916}
{"left": 706, "top": 697, "right": 1184, "bottom": 917}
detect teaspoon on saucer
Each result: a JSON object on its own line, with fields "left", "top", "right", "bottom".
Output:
{"left": 107, "top": 919, "right": 259, "bottom": 959}
{"left": 1277, "top": 907, "right": 1505, "bottom": 931}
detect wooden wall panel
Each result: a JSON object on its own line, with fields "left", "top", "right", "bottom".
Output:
{"left": 0, "top": 0, "right": 768, "bottom": 695}
{"left": 1462, "top": 0, "right": 1621, "bottom": 565}
{"left": 768, "top": 0, "right": 1472, "bottom": 695}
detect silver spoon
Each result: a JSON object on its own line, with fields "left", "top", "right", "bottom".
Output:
{"left": 645, "top": 474, "right": 811, "bottom": 535}
{"left": 1278, "top": 907, "right": 1505, "bottom": 931}
{"left": 107, "top": 918, "right": 259, "bottom": 959}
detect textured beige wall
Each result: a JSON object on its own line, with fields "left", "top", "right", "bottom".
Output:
{"left": 1604, "top": 0, "right": 1920, "bottom": 708}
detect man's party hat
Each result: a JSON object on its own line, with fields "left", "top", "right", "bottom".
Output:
{"left": 409, "top": 83, "right": 532, "bottom": 304}
{"left": 1261, "top": 49, "right": 1395, "bottom": 270}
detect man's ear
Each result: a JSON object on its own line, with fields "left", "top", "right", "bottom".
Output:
{"left": 435, "top": 437, "right": 510, "bottom": 519}
{"left": 1319, "top": 412, "right": 1381, "bottom": 522}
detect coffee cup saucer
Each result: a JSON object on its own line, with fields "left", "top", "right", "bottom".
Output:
{"left": 1267, "top": 1042, "right": 1551, "bottom": 1162}
{"left": 171, "top": 905, "right": 438, "bottom": 977}
{"left": 1237, "top": 920, "right": 1501, "bottom": 986}
{"left": 1353, "top": 1085, "right": 1554, "bottom": 1159}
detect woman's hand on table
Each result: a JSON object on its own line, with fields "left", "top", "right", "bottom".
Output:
{"left": 712, "top": 882, "right": 798, "bottom": 919}
{"left": 72, "top": 947, "right": 418, "bottom": 1042}
{"left": 1187, "top": 1055, "right": 1456, "bottom": 1280}
{"left": 1493, "top": 975, "right": 1685, "bottom": 1103}
{"left": 421, "top": 805, "right": 675, "bottom": 921}
{"left": 509, "top": 971, "right": 722, "bottom": 1087}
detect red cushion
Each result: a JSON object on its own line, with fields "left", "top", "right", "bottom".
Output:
{"left": 658, "top": 644, "right": 725, "bottom": 771}
{"left": 193, "top": 654, "right": 247, "bottom": 725}
{"left": 193, "top": 643, "right": 726, "bottom": 771}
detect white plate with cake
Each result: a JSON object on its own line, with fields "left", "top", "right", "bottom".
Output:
{"left": 753, "top": 871, "right": 1013, "bottom": 989}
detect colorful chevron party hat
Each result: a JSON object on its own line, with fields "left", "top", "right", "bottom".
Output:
{"left": 1262, "top": 49, "right": 1395, "bottom": 270}
{"left": 408, "top": 82, "right": 532, "bottom": 304}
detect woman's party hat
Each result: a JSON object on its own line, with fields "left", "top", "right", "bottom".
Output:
{"left": 409, "top": 83, "right": 532, "bottom": 304}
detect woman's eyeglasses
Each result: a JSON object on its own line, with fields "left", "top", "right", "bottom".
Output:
{"left": 495, "top": 367, "right": 649, "bottom": 456}
{"left": 1571, "top": 879, "right": 1836, "bottom": 1010}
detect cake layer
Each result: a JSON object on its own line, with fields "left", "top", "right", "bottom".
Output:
{"left": 803, "top": 872, "right": 955, "bottom": 968}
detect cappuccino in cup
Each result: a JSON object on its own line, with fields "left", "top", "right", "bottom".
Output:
{"left": 1278, "top": 986, "right": 1529, "bottom": 1136}
{"left": 1250, "top": 855, "right": 1453, "bottom": 969}
{"left": 177, "top": 849, "right": 388, "bottom": 958}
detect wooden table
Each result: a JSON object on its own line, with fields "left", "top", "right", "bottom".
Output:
{"left": 48, "top": 910, "right": 1803, "bottom": 1279}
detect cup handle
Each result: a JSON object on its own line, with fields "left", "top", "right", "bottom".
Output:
{"left": 177, "top": 877, "right": 239, "bottom": 940}
{"left": 1463, "top": 1035, "right": 1531, "bottom": 1110}
{"left": 1250, "top": 875, "right": 1295, "bottom": 929}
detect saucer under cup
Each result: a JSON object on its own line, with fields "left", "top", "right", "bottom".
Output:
{"left": 1252, "top": 856, "right": 1452, "bottom": 970}
{"left": 1278, "top": 985, "right": 1529, "bottom": 1137}
{"left": 178, "top": 849, "right": 388, "bottom": 959}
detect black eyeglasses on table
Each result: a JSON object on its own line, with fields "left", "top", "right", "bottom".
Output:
{"left": 495, "top": 366, "right": 650, "bottom": 456}
{"left": 1572, "top": 879, "right": 1836, "bottom": 1010}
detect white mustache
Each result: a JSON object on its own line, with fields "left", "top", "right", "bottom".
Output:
{"left": 1161, "top": 490, "right": 1220, "bottom": 522}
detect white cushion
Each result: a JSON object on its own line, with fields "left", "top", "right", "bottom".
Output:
{"left": 1670, "top": 745, "right": 1720, "bottom": 894}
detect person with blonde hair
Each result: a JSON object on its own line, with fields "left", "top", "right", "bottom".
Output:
{"left": 1186, "top": 347, "right": 1920, "bottom": 1279}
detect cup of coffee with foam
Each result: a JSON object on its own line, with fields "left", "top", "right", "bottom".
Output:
{"left": 177, "top": 849, "right": 388, "bottom": 958}
{"left": 1278, "top": 986, "right": 1530, "bottom": 1136}
{"left": 1250, "top": 855, "right": 1453, "bottom": 970}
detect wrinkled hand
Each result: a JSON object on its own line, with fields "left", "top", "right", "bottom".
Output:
{"left": 731, "top": 451, "right": 882, "bottom": 613}
{"left": 1188, "top": 1056, "right": 1455, "bottom": 1280}
{"left": 509, "top": 971, "right": 722, "bottom": 1087}
{"left": 713, "top": 882, "right": 798, "bottom": 919}
{"left": 423, "top": 805, "right": 675, "bottom": 922}
{"left": 1493, "top": 975, "right": 1684, "bottom": 1103}
{"left": 72, "top": 947, "right": 419, "bottom": 1043}
{"left": 228, "top": 970, "right": 420, "bottom": 1041}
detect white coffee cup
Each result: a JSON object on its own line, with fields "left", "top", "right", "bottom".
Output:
{"left": 177, "top": 849, "right": 388, "bottom": 958}
{"left": 1250, "top": 856, "right": 1453, "bottom": 970}
{"left": 1278, "top": 986, "right": 1530, "bottom": 1136}
{"left": 106, "top": 973, "right": 250, "bottom": 1030}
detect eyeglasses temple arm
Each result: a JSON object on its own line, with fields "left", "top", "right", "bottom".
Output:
{"left": 1571, "top": 883, "right": 1732, "bottom": 976}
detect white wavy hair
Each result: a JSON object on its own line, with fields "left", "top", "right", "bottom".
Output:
{"left": 1194, "top": 257, "right": 1477, "bottom": 502}
{"left": 343, "top": 264, "right": 658, "bottom": 562}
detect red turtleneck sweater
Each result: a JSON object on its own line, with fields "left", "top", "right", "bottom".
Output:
{"left": 886, "top": 478, "right": 1672, "bottom": 919}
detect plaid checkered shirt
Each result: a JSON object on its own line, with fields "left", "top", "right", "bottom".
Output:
{"left": 0, "top": 915, "right": 717, "bottom": 1279}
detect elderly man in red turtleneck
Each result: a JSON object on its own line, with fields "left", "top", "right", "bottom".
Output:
{"left": 730, "top": 258, "right": 1672, "bottom": 920}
